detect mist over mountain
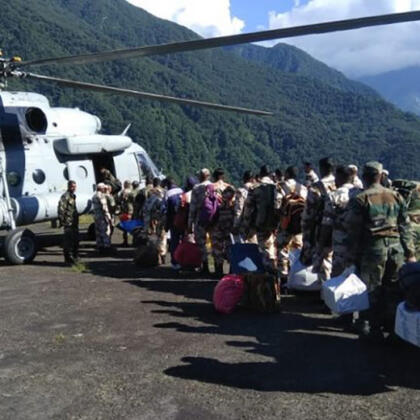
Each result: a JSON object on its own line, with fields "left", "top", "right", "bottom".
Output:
{"left": 360, "top": 67, "right": 420, "bottom": 116}
{"left": 2, "top": 0, "right": 420, "bottom": 181}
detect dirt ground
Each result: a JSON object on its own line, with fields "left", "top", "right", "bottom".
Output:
{"left": 0, "top": 226, "right": 419, "bottom": 419}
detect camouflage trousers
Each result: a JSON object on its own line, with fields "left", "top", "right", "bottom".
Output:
{"left": 95, "top": 216, "right": 111, "bottom": 248}
{"left": 194, "top": 223, "right": 208, "bottom": 262}
{"left": 358, "top": 238, "right": 405, "bottom": 331}
{"left": 312, "top": 246, "right": 333, "bottom": 282}
{"left": 257, "top": 230, "right": 277, "bottom": 271}
{"left": 211, "top": 227, "right": 231, "bottom": 266}
{"left": 277, "top": 231, "right": 302, "bottom": 277}
{"left": 62, "top": 226, "right": 79, "bottom": 261}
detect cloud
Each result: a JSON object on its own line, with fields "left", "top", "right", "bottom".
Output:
{"left": 267, "top": 0, "right": 420, "bottom": 77}
{"left": 126, "top": 0, "right": 245, "bottom": 37}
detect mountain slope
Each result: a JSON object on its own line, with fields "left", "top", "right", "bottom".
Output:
{"left": 2, "top": 0, "right": 420, "bottom": 181}
{"left": 230, "top": 43, "right": 375, "bottom": 96}
{"left": 360, "top": 67, "right": 420, "bottom": 116}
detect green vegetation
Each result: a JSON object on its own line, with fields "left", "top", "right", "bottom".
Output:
{"left": 2, "top": 0, "right": 420, "bottom": 183}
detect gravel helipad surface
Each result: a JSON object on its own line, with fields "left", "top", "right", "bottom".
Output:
{"left": 0, "top": 231, "right": 419, "bottom": 419}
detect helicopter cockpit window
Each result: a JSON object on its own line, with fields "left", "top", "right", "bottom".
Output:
{"left": 25, "top": 107, "right": 48, "bottom": 133}
{"left": 135, "top": 152, "right": 161, "bottom": 179}
{"left": 7, "top": 171, "right": 21, "bottom": 187}
{"left": 32, "top": 169, "right": 46, "bottom": 184}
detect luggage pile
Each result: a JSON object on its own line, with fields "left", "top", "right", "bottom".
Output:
{"left": 213, "top": 235, "right": 277, "bottom": 314}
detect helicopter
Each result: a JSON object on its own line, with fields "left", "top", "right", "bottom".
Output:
{"left": 0, "top": 10, "right": 419, "bottom": 264}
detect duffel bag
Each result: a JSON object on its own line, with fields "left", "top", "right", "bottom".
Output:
{"left": 133, "top": 240, "right": 159, "bottom": 267}
{"left": 174, "top": 238, "right": 202, "bottom": 269}
{"left": 241, "top": 273, "right": 277, "bottom": 313}
{"left": 213, "top": 275, "right": 245, "bottom": 314}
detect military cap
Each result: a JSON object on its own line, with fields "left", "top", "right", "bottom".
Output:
{"left": 363, "top": 161, "right": 383, "bottom": 174}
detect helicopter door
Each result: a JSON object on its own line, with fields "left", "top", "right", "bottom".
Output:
{"left": 91, "top": 155, "right": 116, "bottom": 183}
{"left": 66, "top": 160, "right": 95, "bottom": 213}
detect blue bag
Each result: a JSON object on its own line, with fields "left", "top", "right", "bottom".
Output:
{"left": 229, "top": 235, "right": 265, "bottom": 275}
{"left": 118, "top": 219, "right": 144, "bottom": 233}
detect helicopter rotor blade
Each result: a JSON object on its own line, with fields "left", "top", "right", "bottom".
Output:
{"left": 18, "top": 10, "right": 420, "bottom": 68}
{"left": 19, "top": 72, "right": 273, "bottom": 116}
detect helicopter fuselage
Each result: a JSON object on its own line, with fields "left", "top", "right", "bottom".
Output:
{"left": 0, "top": 91, "right": 161, "bottom": 231}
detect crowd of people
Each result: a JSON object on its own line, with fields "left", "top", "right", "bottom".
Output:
{"left": 58, "top": 159, "right": 420, "bottom": 342}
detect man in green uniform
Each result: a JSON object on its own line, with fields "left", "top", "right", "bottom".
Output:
{"left": 345, "top": 162, "right": 416, "bottom": 341}
{"left": 408, "top": 183, "right": 420, "bottom": 260}
{"left": 58, "top": 180, "right": 79, "bottom": 265}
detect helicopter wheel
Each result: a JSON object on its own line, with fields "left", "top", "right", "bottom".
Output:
{"left": 5, "top": 229, "right": 37, "bottom": 265}
{"left": 87, "top": 223, "right": 96, "bottom": 241}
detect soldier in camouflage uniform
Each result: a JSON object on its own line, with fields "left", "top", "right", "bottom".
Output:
{"left": 92, "top": 183, "right": 112, "bottom": 253}
{"left": 317, "top": 166, "right": 360, "bottom": 278}
{"left": 188, "top": 168, "right": 212, "bottom": 274}
{"left": 211, "top": 186, "right": 236, "bottom": 276}
{"left": 233, "top": 171, "right": 256, "bottom": 243}
{"left": 119, "top": 180, "right": 135, "bottom": 246}
{"left": 277, "top": 166, "right": 307, "bottom": 279}
{"left": 301, "top": 157, "right": 336, "bottom": 280}
{"left": 345, "top": 161, "right": 416, "bottom": 341}
{"left": 408, "top": 183, "right": 420, "bottom": 260}
{"left": 143, "top": 180, "right": 167, "bottom": 264}
{"left": 242, "top": 166, "right": 279, "bottom": 271}
{"left": 57, "top": 180, "right": 79, "bottom": 264}
{"left": 393, "top": 179, "right": 420, "bottom": 261}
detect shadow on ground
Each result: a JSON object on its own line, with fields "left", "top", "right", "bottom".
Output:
{"left": 127, "top": 277, "right": 420, "bottom": 396}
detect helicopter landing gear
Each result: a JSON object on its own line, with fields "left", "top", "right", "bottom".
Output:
{"left": 4, "top": 228, "right": 37, "bottom": 265}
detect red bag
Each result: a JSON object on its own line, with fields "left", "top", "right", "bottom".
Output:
{"left": 213, "top": 275, "right": 245, "bottom": 314}
{"left": 119, "top": 213, "right": 131, "bottom": 222}
{"left": 173, "top": 239, "right": 202, "bottom": 268}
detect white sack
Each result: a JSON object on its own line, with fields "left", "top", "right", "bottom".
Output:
{"left": 395, "top": 302, "right": 420, "bottom": 348}
{"left": 322, "top": 272, "right": 369, "bottom": 314}
{"left": 287, "top": 254, "right": 322, "bottom": 291}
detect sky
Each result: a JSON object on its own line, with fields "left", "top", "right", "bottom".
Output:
{"left": 126, "top": 0, "right": 420, "bottom": 77}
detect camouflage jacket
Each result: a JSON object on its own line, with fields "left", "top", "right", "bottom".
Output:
{"left": 241, "top": 177, "right": 280, "bottom": 233}
{"left": 58, "top": 191, "right": 78, "bottom": 228}
{"left": 319, "top": 183, "right": 360, "bottom": 256}
{"left": 119, "top": 188, "right": 134, "bottom": 215}
{"left": 188, "top": 180, "right": 211, "bottom": 227}
{"left": 92, "top": 192, "right": 111, "bottom": 221}
{"left": 214, "top": 199, "right": 235, "bottom": 233}
{"left": 302, "top": 174, "right": 336, "bottom": 245}
{"left": 233, "top": 182, "right": 254, "bottom": 230}
{"left": 344, "top": 183, "right": 415, "bottom": 262}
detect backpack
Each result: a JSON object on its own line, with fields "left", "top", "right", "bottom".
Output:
{"left": 173, "top": 193, "right": 189, "bottom": 232}
{"left": 254, "top": 183, "right": 277, "bottom": 231}
{"left": 280, "top": 193, "right": 305, "bottom": 234}
{"left": 199, "top": 184, "right": 219, "bottom": 228}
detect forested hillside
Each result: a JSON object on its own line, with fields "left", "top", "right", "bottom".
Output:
{"left": 360, "top": 67, "right": 420, "bottom": 116}
{"left": 2, "top": 0, "right": 420, "bottom": 181}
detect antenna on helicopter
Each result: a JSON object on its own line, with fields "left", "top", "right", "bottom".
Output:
{"left": 121, "top": 124, "right": 131, "bottom": 136}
